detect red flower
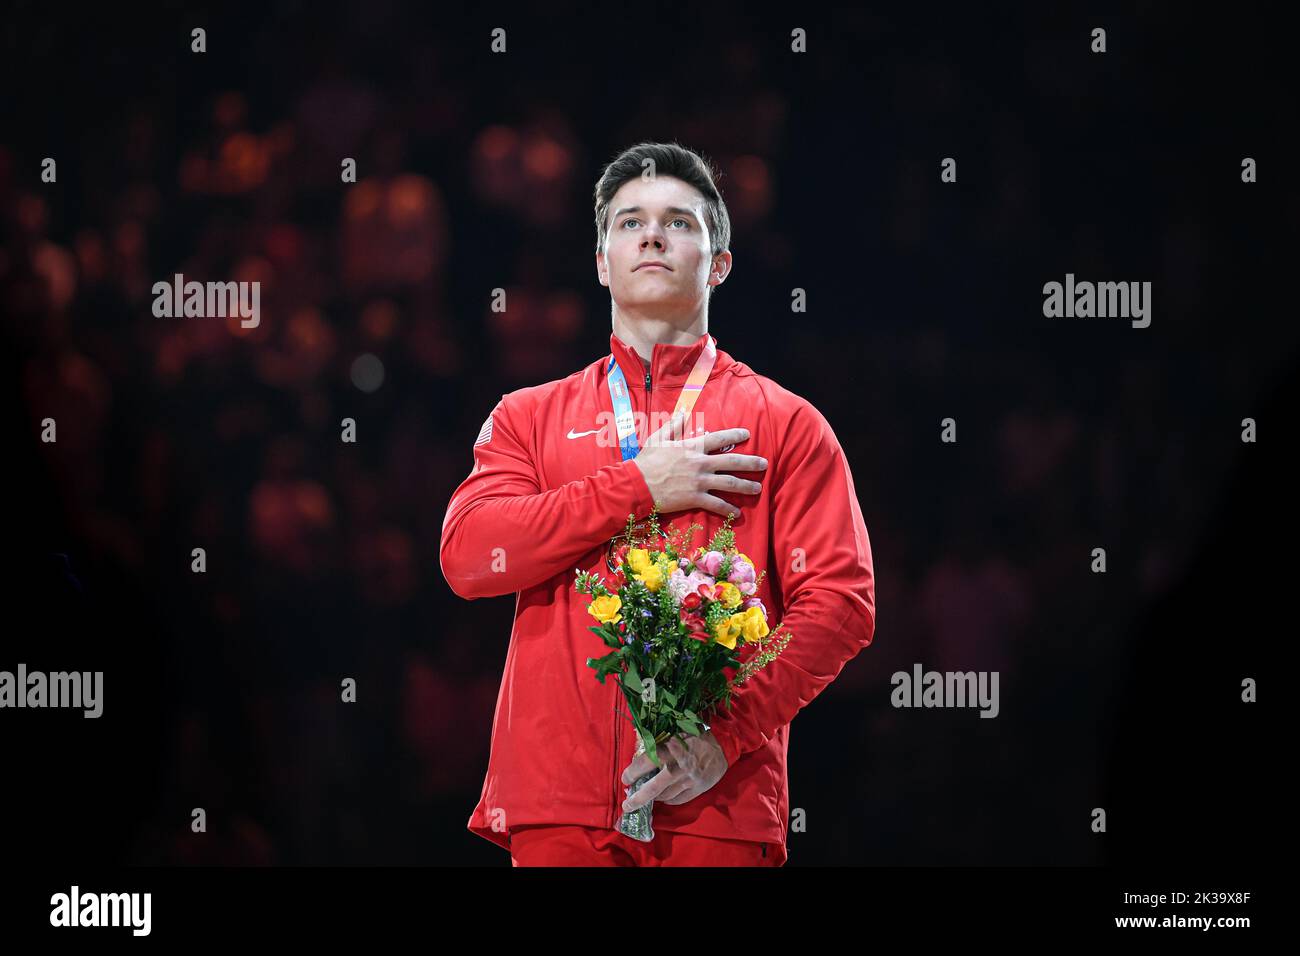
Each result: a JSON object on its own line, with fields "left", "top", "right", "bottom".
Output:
{"left": 682, "top": 592, "right": 701, "bottom": 610}
{"left": 696, "top": 582, "right": 717, "bottom": 601}
{"left": 678, "top": 607, "right": 707, "bottom": 642}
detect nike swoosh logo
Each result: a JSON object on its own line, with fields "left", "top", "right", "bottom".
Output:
{"left": 567, "top": 428, "right": 600, "bottom": 439}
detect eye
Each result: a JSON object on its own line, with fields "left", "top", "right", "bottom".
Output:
{"left": 670, "top": 218, "right": 689, "bottom": 228}
{"left": 621, "top": 218, "right": 639, "bottom": 228}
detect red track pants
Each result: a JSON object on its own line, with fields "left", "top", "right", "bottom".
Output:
{"left": 509, "top": 824, "right": 781, "bottom": 867}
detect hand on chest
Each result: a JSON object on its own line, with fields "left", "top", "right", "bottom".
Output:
{"left": 539, "top": 392, "right": 761, "bottom": 490}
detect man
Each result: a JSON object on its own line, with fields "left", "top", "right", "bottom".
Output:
{"left": 440, "top": 142, "right": 876, "bottom": 866}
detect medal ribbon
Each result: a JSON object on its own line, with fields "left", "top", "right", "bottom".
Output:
{"left": 606, "top": 335, "right": 717, "bottom": 462}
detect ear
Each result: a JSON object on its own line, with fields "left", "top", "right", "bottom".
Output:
{"left": 708, "top": 250, "right": 733, "bottom": 287}
{"left": 596, "top": 250, "right": 609, "bottom": 288}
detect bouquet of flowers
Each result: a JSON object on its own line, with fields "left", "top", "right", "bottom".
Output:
{"left": 575, "top": 505, "right": 792, "bottom": 841}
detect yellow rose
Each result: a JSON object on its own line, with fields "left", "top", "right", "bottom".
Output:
{"left": 588, "top": 594, "right": 623, "bottom": 624}
{"left": 635, "top": 562, "right": 665, "bottom": 592}
{"left": 717, "top": 581, "right": 743, "bottom": 608}
{"left": 740, "top": 606, "right": 769, "bottom": 641}
{"left": 626, "top": 548, "right": 652, "bottom": 574}
{"left": 712, "top": 614, "right": 743, "bottom": 650}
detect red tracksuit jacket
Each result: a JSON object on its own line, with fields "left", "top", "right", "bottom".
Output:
{"left": 440, "top": 330, "right": 876, "bottom": 864}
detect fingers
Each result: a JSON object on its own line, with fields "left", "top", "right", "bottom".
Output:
{"left": 624, "top": 762, "right": 677, "bottom": 812}
{"left": 688, "top": 427, "right": 750, "bottom": 452}
{"left": 621, "top": 754, "right": 653, "bottom": 786}
{"left": 699, "top": 472, "right": 763, "bottom": 496}
{"left": 621, "top": 742, "right": 678, "bottom": 785}
{"left": 651, "top": 740, "right": 697, "bottom": 805}
{"left": 655, "top": 780, "right": 693, "bottom": 805}
{"left": 622, "top": 739, "right": 704, "bottom": 811}
{"left": 701, "top": 453, "right": 767, "bottom": 474}
{"left": 694, "top": 493, "right": 742, "bottom": 519}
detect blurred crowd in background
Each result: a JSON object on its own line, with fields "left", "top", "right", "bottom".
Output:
{"left": 1, "top": 6, "right": 1288, "bottom": 864}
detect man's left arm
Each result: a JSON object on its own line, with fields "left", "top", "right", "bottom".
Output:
{"left": 706, "top": 399, "right": 877, "bottom": 769}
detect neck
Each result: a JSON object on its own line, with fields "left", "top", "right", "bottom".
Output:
{"left": 611, "top": 306, "right": 709, "bottom": 365}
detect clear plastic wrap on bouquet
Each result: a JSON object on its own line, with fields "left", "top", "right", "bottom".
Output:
{"left": 618, "top": 733, "right": 663, "bottom": 842}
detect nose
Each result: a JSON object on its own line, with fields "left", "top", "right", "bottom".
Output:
{"left": 639, "top": 223, "right": 666, "bottom": 251}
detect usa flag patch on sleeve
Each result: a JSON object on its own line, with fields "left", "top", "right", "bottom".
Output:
{"left": 474, "top": 401, "right": 502, "bottom": 447}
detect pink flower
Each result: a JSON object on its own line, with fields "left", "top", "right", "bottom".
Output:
{"left": 728, "top": 556, "right": 756, "bottom": 587}
{"left": 698, "top": 550, "right": 724, "bottom": 576}
{"left": 667, "top": 568, "right": 715, "bottom": 604}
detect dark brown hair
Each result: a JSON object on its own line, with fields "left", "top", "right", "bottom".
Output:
{"left": 593, "top": 141, "right": 731, "bottom": 259}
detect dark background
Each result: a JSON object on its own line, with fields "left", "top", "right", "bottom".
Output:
{"left": 0, "top": 4, "right": 1286, "bottom": 865}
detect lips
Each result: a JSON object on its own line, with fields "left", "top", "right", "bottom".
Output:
{"left": 634, "top": 262, "right": 670, "bottom": 271}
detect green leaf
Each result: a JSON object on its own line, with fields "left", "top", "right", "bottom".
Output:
{"left": 676, "top": 717, "right": 701, "bottom": 736}
{"left": 624, "top": 660, "right": 644, "bottom": 695}
{"left": 588, "top": 650, "right": 625, "bottom": 685}
{"left": 589, "top": 624, "right": 623, "bottom": 650}
{"left": 639, "top": 727, "right": 661, "bottom": 766}
{"left": 660, "top": 688, "right": 677, "bottom": 708}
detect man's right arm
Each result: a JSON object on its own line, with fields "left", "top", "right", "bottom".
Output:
{"left": 439, "top": 394, "right": 657, "bottom": 600}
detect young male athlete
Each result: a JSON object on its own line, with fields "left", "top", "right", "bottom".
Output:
{"left": 440, "top": 142, "right": 876, "bottom": 866}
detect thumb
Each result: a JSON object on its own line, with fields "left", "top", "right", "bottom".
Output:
{"left": 643, "top": 411, "right": 679, "bottom": 448}
{"left": 656, "top": 409, "right": 686, "bottom": 441}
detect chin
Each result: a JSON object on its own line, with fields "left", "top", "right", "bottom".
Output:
{"left": 615, "top": 289, "right": 680, "bottom": 306}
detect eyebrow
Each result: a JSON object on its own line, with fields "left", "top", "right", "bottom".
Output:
{"left": 611, "top": 206, "right": 699, "bottom": 220}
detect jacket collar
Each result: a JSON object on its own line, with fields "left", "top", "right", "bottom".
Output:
{"left": 607, "top": 329, "right": 733, "bottom": 389}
